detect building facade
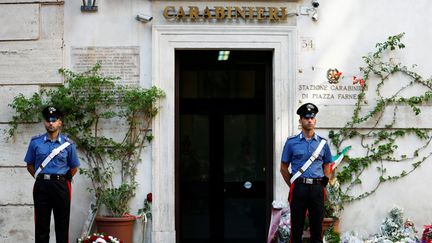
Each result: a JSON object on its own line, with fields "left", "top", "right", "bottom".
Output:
{"left": 1, "top": 0, "right": 432, "bottom": 242}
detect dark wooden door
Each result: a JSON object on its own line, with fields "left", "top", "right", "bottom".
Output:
{"left": 176, "top": 50, "right": 273, "bottom": 243}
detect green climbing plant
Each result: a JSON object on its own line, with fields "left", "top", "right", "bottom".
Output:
{"left": 329, "top": 33, "right": 432, "bottom": 207}
{"left": 8, "top": 64, "right": 165, "bottom": 217}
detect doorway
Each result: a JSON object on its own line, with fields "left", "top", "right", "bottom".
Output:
{"left": 175, "top": 50, "right": 273, "bottom": 243}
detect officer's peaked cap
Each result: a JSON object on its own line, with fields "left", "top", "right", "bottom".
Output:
{"left": 42, "top": 106, "right": 63, "bottom": 119}
{"left": 297, "top": 103, "right": 318, "bottom": 118}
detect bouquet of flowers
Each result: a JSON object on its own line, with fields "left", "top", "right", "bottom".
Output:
{"left": 277, "top": 208, "right": 291, "bottom": 243}
{"left": 137, "top": 192, "right": 152, "bottom": 222}
{"left": 137, "top": 192, "right": 153, "bottom": 243}
{"left": 77, "top": 233, "right": 122, "bottom": 243}
{"left": 341, "top": 231, "right": 364, "bottom": 243}
{"left": 341, "top": 207, "right": 420, "bottom": 243}
{"left": 368, "top": 207, "right": 419, "bottom": 243}
{"left": 267, "top": 200, "right": 290, "bottom": 243}
{"left": 422, "top": 225, "right": 432, "bottom": 243}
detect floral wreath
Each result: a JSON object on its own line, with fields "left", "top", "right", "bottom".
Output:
{"left": 77, "top": 233, "right": 122, "bottom": 243}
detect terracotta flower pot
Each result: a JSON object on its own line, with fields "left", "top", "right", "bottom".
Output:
{"left": 322, "top": 217, "right": 340, "bottom": 235}
{"left": 95, "top": 215, "right": 136, "bottom": 243}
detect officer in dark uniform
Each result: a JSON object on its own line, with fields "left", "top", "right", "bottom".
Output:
{"left": 24, "top": 106, "right": 80, "bottom": 243}
{"left": 280, "top": 103, "right": 333, "bottom": 243}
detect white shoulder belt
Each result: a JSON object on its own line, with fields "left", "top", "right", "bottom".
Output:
{"left": 290, "top": 139, "right": 326, "bottom": 184}
{"left": 34, "top": 142, "right": 71, "bottom": 178}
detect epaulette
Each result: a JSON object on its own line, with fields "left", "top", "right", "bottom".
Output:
{"left": 286, "top": 134, "right": 298, "bottom": 140}
{"left": 63, "top": 135, "right": 75, "bottom": 144}
{"left": 317, "top": 135, "right": 327, "bottom": 141}
{"left": 30, "top": 134, "right": 45, "bottom": 141}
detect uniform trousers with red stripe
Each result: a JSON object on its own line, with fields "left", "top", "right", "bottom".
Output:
{"left": 33, "top": 179, "right": 71, "bottom": 243}
{"left": 289, "top": 183, "right": 325, "bottom": 243}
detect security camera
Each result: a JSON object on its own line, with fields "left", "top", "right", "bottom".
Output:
{"left": 136, "top": 14, "right": 153, "bottom": 22}
{"left": 311, "top": 12, "right": 318, "bottom": 21}
{"left": 312, "top": 0, "right": 319, "bottom": 8}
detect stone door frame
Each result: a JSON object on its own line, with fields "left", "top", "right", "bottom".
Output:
{"left": 151, "top": 25, "right": 297, "bottom": 243}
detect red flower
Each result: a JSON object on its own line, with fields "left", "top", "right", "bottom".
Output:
{"left": 353, "top": 76, "right": 365, "bottom": 86}
{"left": 422, "top": 225, "right": 432, "bottom": 242}
{"left": 147, "top": 193, "right": 152, "bottom": 203}
{"left": 78, "top": 233, "right": 122, "bottom": 243}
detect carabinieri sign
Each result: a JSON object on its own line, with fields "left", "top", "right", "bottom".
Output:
{"left": 163, "top": 6, "right": 296, "bottom": 21}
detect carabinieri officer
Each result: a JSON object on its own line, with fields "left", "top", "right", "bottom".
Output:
{"left": 280, "top": 103, "right": 333, "bottom": 243}
{"left": 24, "top": 106, "right": 80, "bottom": 243}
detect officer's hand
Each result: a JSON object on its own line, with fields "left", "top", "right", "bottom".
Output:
{"left": 329, "top": 177, "right": 337, "bottom": 186}
{"left": 321, "top": 176, "right": 329, "bottom": 187}
{"left": 65, "top": 170, "right": 73, "bottom": 181}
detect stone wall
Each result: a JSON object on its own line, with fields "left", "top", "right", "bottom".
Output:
{"left": 0, "top": 1, "right": 64, "bottom": 242}
{"left": 2, "top": 0, "right": 432, "bottom": 242}
{"left": 297, "top": 0, "right": 432, "bottom": 235}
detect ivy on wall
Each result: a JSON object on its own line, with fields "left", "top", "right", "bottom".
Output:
{"left": 7, "top": 64, "right": 165, "bottom": 217}
{"left": 329, "top": 33, "right": 432, "bottom": 204}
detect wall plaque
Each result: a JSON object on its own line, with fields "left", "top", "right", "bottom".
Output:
{"left": 298, "top": 83, "right": 364, "bottom": 105}
{"left": 71, "top": 46, "right": 140, "bottom": 87}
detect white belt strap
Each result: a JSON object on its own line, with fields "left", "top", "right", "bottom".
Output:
{"left": 34, "top": 142, "right": 71, "bottom": 178}
{"left": 290, "top": 139, "right": 326, "bottom": 184}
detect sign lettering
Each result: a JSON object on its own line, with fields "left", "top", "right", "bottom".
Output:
{"left": 163, "top": 6, "right": 296, "bottom": 21}
{"left": 298, "top": 84, "right": 365, "bottom": 105}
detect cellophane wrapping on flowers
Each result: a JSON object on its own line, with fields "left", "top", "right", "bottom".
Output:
{"left": 369, "top": 207, "right": 418, "bottom": 243}
{"left": 341, "top": 206, "right": 420, "bottom": 243}
{"left": 268, "top": 200, "right": 290, "bottom": 243}
{"left": 341, "top": 231, "right": 364, "bottom": 243}
{"left": 277, "top": 207, "right": 291, "bottom": 243}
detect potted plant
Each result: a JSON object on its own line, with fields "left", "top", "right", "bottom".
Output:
{"left": 322, "top": 190, "right": 341, "bottom": 243}
{"left": 8, "top": 64, "right": 165, "bottom": 243}
{"left": 323, "top": 180, "right": 341, "bottom": 231}
{"left": 321, "top": 165, "right": 344, "bottom": 242}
